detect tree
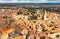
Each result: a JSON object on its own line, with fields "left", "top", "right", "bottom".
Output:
{"left": 27, "top": 8, "right": 36, "bottom": 13}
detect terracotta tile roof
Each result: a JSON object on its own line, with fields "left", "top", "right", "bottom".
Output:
{"left": 0, "top": 26, "right": 14, "bottom": 34}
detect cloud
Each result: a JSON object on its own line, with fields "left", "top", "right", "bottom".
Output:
{"left": 47, "top": 0, "right": 60, "bottom": 3}
{"left": 0, "top": 0, "right": 60, "bottom": 3}
{"left": 0, "top": 0, "right": 18, "bottom": 3}
{"left": 0, "top": 0, "right": 48, "bottom": 3}
{"left": 40, "top": 0, "right": 47, "bottom": 2}
{"left": 20, "top": 0, "right": 47, "bottom": 3}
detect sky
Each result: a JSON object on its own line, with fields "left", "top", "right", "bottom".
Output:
{"left": 0, "top": 0, "right": 60, "bottom": 3}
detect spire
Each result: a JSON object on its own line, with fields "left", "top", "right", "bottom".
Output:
{"left": 44, "top": 10, "right": 47, "bottom": 20}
